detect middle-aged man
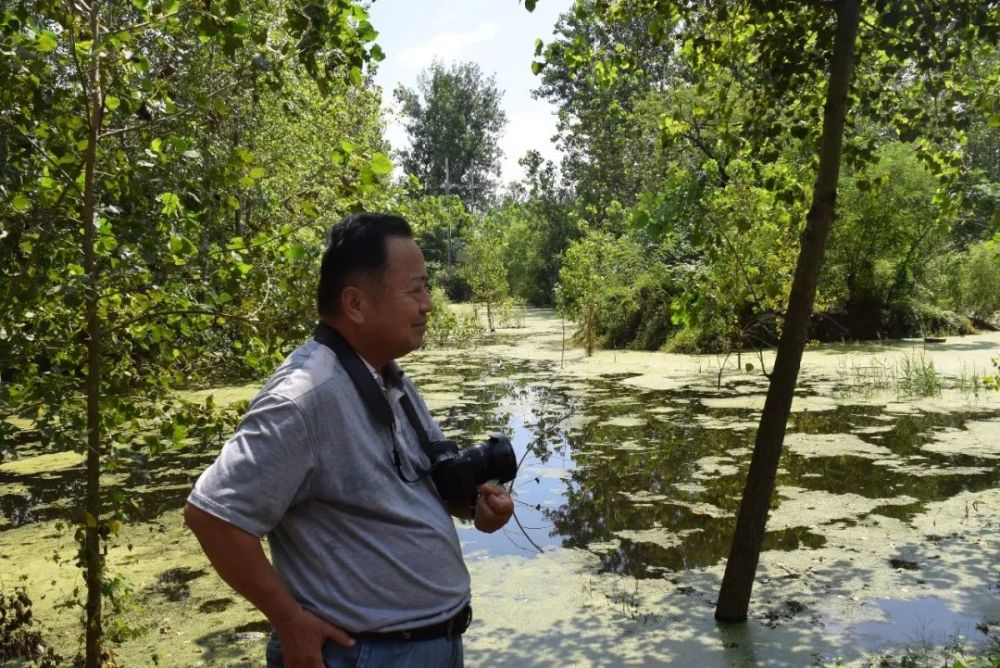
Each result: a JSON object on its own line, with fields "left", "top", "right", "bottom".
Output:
{"left": 183, "top": 212, "right": 514, "bottom": 668}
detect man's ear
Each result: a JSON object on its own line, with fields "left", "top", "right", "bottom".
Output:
{"left": 341, "top": 285, "right": 366, "bottom": 324}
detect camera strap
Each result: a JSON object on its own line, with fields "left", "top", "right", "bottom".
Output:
{"left": 312, "top": 322, "right": 434, "bottom": 479}
{"left": 398, "top": 393, "right": 432, "bottom": 451}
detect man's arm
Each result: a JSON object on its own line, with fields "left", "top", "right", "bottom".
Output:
{"left": 183, "top": 504, "right": 354, "bottom": 666}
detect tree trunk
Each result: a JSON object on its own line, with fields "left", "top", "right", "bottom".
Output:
{"left": 714, "top": 0, "right": 860, "bottom": 623}
{"left": 82, "top": 5, "right": 105, "bottom": 666}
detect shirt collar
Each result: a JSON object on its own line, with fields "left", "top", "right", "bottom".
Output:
{"left": 359, "top": 356, "right": 404, "bottom": 390}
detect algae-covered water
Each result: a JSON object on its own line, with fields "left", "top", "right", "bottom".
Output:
{"left": 2, "top": 310, "right": 999, "bottom": 666}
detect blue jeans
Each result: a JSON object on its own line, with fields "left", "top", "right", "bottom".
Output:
{"left": 265, "top": 632, "right": 464, "bottom": 668}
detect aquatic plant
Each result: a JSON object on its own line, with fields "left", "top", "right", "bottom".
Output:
{"left": 835, "top": 351, "right": 943, "bottom": 399}
{"left": 984, "top": 358, "right": 1000, "bottom": 392}
{"left": 897, "top": 352, "right": 943, "bottom": 397}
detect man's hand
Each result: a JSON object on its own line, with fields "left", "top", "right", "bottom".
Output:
{"left": 474, "top": 483, "right": 514, "bottom": 533}
{"left": 274, "top": 607, "right": 354, "bottom": 668}
{"left": 183, "top": 505, "right": 354, "bottom": 667}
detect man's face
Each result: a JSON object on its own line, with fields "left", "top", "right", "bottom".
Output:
{"left": 358, "top": 236, "right": 431, "bottom": 362}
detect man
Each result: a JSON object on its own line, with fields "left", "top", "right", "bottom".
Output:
{"left": 184, "top": 212, "right": 514, "bottom": 668}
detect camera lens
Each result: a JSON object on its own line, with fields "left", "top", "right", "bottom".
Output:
{"left": 472, "top": 434, "right": 516, "bottom": 485}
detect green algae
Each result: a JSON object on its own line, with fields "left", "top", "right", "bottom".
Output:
{"left": 0, "top": 451, "right": 84, "bottom": 475}
{"left": 178, "top": 383, "right": 259, "bottom": 408}
{"left": 3, "top": 309, "right": 1000, "bottom": 665}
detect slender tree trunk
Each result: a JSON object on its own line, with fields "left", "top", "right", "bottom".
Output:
{"left": 82, "top": 5, "right": 105, "bottom": 665}
{"left": 714, "top": 0, "right": 860, "bottom": 623}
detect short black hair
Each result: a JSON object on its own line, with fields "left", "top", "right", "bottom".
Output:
{"left": 317, "top": 212, "right": 413, "bottom": 317}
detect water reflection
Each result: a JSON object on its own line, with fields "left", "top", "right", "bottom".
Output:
{"left": 407, "top": 357, "right": 1000, "bottom": 580}
{"left": 3, "top": 355, "right": 999, "bottom": 587}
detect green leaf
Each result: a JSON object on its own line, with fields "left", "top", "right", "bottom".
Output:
{"left": 525, "top": 0, "right": 537, "bottom": 11}
{"left": 37, "top": 32, "right": 58, "bottom": 53}
{"left": 169, "top": 235, "right": 196, "bottom": 256}
{"left": 284, "top": 244, "right": 306, "bottom": 260}
{"left": 159, "top": 192, "right": 181, "bottom": 215}
{"left": 369, "top": 152, "right": 393, "bottom": 175}
{"left": 248, "top": 166, "right": 266, "bottom": 179}
{"left": 301, "top": 201, "right": 319, "bottom": 219}
{"left": 105, "top": 96, "right": 121, "bottom": 111}
{"left": 11, "top": 193, "right": 30, "bottom": 212}
{"left": 531, "top": 61, "right": 544, "bottom": 75}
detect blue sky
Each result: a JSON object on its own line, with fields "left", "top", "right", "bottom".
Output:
{"left": 366, "top": 0, "right": 574, "bottom": 184}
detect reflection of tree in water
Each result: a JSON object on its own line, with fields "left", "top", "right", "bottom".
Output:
{"left": 411, "top": 353, "right": 1000, "bottom": 580}
{"left": 518, "top": 385, "right": 577, "bottom": 465}
{"left": 545, "top": 396, "right": 1000, "bottom": 579}
{"left": 781, "top": 408, "right": 1000, "bottom": 504}
{"left": 546, "top": 404, "right": 756, "bottom": 578}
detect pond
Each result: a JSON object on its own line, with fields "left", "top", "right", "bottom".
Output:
{"left": 2, "top": 309, "right": 999, "bottom": 666}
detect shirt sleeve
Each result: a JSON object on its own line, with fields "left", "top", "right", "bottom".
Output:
{"left": 187, "top": 393, "right": 316, "bottom": 537}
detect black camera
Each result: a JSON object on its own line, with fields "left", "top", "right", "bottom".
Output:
{"left": 426, "top": 434, "right": 517, "bottom": 506}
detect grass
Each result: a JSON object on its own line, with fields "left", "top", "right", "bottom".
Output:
{"left": 836, "top": 351, "right": 943, "bottom": 399}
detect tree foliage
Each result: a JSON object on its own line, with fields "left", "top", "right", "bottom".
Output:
{"left": 0, "top": 0, "right": 387, "bottom": 663}
{"left": 395, "top": 60, "right": 506, "bottom": 212}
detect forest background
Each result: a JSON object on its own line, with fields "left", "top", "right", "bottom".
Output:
{"left": 1, "top": 0, "right": 999, "bottom": 665}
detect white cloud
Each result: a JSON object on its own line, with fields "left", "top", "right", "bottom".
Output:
{"left": 396, "top": 22, "right": 500, "bottom": 69}
{"left": 500, "top": 111, "right": 560, "bottom": 183}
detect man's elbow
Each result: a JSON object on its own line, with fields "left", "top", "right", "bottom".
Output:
{"left": 183, "top": 502, "right": 209, "bottom": 534}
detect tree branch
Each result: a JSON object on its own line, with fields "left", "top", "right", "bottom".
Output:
{"left": 98, "top": 80, "right": 242, "bottom": 139}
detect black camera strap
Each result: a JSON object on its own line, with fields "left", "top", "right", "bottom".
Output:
{"left": 312, "top": 322, "right": 434, "bottom": 480}
{"left": 398, "top": 393, "right": 432, "bottom": 451}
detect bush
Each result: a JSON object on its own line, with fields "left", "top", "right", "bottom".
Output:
{"left": 661, "top": 319, "right": 728, "bottom": 354}
{"left": 424, "top": 287, "right": 484, "bottom": 348}
{"left": 956, "top": 239, "right": 1000, "bottom": 320}
{"left": 492, "top": 299, "right": 527, "bottom": 329}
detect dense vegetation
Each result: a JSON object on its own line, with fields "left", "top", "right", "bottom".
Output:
{"left": 2, "top": 0, "right": 999, "bottom": 664}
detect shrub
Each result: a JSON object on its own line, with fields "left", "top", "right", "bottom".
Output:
{"left": 424, "top": 287, "right": 483, "bottom": 348}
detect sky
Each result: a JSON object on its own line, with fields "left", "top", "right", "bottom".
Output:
{"left": 366, "top": 0, "right": 575, "bottom": 184}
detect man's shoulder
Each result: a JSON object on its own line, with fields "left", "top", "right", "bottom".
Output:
{"left": 257, "top": 339, "right": 346, "bottom": 406}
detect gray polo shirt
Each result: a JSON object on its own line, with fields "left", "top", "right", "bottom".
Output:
{"left": 187, "top": 339, "right": 471, "bottom": 633}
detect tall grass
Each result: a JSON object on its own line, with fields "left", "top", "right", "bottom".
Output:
{"left": 836, "top": 351, "right": 942, "bottom": 399}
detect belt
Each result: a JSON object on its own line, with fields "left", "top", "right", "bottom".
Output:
{"left": 353, "top": 605, "right": 472, "bottom": 642}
